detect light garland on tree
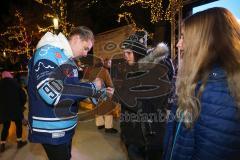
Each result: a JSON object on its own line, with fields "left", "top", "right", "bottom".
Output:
{"left": 165, "top": 0, "right": 183, "bottom": 22}
{"left": 2, "top": 48, "right": 21, "bottom": 53}
{"left": 117, "top": 12, "right": 154, "bottom": 39}
{"left": 35, "top": 0, "right": 74, "bottom": 35}
{"left": 0, "top": 10, "right": 33, "bottom": 57}
{"left": 121, "top": 0, "right": 183, "bottom": 23}
{"left": 87, "top": 0, "right": 99, "bottom": 8}
{"left": 37, "top": 25, "right": 53, "bottom": 33}
{"left": 117, "top": 12, "right": 137, "bottom": 29}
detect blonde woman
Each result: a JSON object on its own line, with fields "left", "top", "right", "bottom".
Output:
{"left": 163, "top": 7, "right": 240, "bottom": 160}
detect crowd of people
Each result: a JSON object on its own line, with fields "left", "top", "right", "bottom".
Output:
{"left": 0, "top": 7, "right": 240, "bottom": 160}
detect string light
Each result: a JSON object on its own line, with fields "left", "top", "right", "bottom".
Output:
{"left": 37, "top": 25, "right": 53, "bottom": 33}
{"left": 0, "top": 10, "right": 33, "bottom": 57}
{"left": 2, "top": 48, "right": 21, "bottom": 54}
{"left": 165, "top": 0, "right": 183, "bottom": 23}
{"left": 87, "top": 0, "right": 99, "bottom": 8}
{"left": 117, "top": 12, "right": 154, "bottom": 40}
{"left": 35, "top": 0, "right": 74, "bottom": 35}
{"left": 121, "top": 0, "right": 183, "bottom": 23}
{"left": 117, "top": 12, "right": 137, "bottom": 29}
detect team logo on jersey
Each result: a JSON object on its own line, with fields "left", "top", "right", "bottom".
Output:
{"left": 55, "top": 52, "right": 62, "bottom": 58}
{"left": 73, "top": 69, "right": 78, "bottom": 77}
{"left": 35, "top": 62, "right": 54, "bottom": 72}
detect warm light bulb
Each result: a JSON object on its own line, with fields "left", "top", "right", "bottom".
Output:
{"left": 53, "top": 18, "right": 59, "bottom": 30}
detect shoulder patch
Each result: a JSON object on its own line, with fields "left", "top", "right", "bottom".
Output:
{"left": 55, "top": 52, "right": 62, "bottom": 58}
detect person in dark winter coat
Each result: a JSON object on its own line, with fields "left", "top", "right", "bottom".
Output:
{"left": 163, "top": 7, "right": 240, "bottom": 160}
{"left": 114, "top": 31, "right": 174, "bottom": 160}
{"left": 0, "top": 71, "right": 27, "bottom": 152}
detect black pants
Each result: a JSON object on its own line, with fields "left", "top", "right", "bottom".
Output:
{"left": 42, "top": 140, "right": 72, "bottom": 160}
{"left": 1, "top": 120, "right": 23, "bottom": 141}
{"left": 127, "top": 144, "right": 145, "bottom": 160}
{"left": 127, "top": 144, "right": 163, "bottom": 160}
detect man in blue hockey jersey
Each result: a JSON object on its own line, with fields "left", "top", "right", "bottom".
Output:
{"left": 27, "top": 26, "right": 110, "bottom": 159}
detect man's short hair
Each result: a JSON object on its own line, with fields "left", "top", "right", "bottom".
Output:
{"left": 69, "top": 26, "right": 94, "bottom": 43}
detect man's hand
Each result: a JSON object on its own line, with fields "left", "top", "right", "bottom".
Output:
{"left": 93, "top": 78, "right": 103, "bottom": 90}
{"left": 106, "top": 87, "right": 114, "bottom": 98}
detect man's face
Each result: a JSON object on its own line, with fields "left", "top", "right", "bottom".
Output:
{"left": 69, "top": 35, "right": 93, "bottom": 58}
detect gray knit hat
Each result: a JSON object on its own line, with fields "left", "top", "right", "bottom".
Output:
{"left": 121, "top": 31, "right": 147, "bottom": 56}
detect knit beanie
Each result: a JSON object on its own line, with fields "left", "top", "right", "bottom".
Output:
{"left": 121, "top": 30, "right": 148, "bottom": 56}
{"left": 2, "top": 71, "right": 13, "bottom": 79}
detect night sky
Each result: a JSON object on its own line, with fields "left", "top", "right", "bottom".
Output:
{"left": 0, "top": 0, "right": 138, "bottom": 34}
{"left": 0, "top": 0, "right": 156, "bottom": 50}
{"left": 0, "top": 0, "right": 219, "bottom": 70}
{"left": 0, "top": 0, "right": 153, "bottom": 70}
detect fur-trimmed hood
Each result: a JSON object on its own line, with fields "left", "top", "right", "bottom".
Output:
{"left": 138, "top": 42, "right": 169, "bottom": 69}
{"left": 36, "top": 32, "right": 73, "bottom": 58}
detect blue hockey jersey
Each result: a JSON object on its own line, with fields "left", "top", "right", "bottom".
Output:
{"left": 27, "top": 32, "right": 97, "bottom": 144}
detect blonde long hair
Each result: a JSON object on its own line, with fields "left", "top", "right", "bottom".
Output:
{"left": 176, "top": 7, "right": 240, "bottom": 128}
